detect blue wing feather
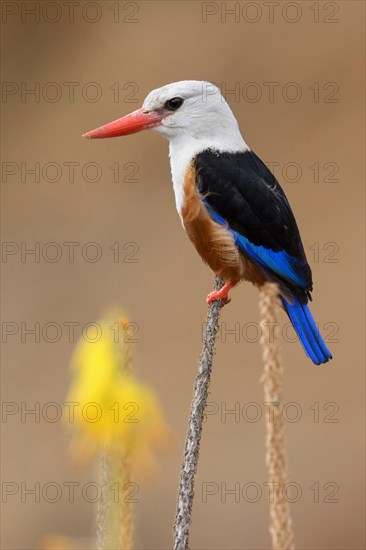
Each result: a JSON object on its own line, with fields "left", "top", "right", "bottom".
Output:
{"left": 203, "top": 200, "right": 308, "bottom": 288}
{"left": 196, "top": 152, "right": 331, "bottom": 365}
{"left": 204, "top": 199, "right": 331, "bottom": 365}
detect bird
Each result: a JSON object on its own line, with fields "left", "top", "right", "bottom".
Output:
{"left": 83, "top": 80, "right": 332, "bottom": 365}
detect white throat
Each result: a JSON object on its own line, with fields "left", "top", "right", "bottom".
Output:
{"left": 168, "top": 131, "right": 249, "bottom": 220}
{"left": 143, "top": 80, "right": 250, "bottom": 221}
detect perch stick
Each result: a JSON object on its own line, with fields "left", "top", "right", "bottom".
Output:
{"left": 173, "top": 277, "right": 224, "bottom": 550}
{"left": 259, "top": 283, "right": 295, "bottom": 550}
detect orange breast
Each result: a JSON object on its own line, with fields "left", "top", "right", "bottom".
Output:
{"left": 180, "top": 164, "right": 265, "bottom": 287}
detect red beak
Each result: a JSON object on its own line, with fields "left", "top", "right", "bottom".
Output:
{"left": 82, "top": 107, "right": 164, "bottom": 139}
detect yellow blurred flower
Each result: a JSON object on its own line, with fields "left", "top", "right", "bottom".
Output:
{"left": 65, "top": 313, "right": 170, "bottom": 476}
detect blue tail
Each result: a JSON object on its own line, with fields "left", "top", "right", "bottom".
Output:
{"left": 281, "top": 297, "right": 332, "bottom": 365}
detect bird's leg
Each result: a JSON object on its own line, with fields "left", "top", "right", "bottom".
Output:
{"left": 206, "top": 281, "right": 236, "bottom": 305}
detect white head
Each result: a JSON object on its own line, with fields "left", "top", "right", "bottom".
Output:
{"left": 83, "top": 81, "right": 249, "bottom": 215}
{"left": 141, "top": 80, "right": 246, "bottom": 147}
{"left": 83, "top": 80, "right": 248, "bottom": 153}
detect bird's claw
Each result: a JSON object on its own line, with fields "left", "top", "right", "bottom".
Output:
{"left": 206, "top": 289, "right": 231, "bottom": 305}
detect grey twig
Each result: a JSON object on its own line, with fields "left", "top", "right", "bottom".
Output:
{"left": 173, "top": 277, "right": 224, "bottom": 550}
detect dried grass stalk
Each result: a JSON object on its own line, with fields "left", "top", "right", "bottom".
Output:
{"left": 259, "top": 282, "right": 295, "bottom": 550}
{"left": 97, "top": 452, "right": 133, "bottom": 550}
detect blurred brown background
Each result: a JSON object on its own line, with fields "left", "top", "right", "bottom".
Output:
{"left": 1, "top": 1, "right": 365, "bottom": 549}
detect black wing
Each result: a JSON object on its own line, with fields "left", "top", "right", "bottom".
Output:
{"left": 194, "top": 149, "right": 313, "bottom": 293}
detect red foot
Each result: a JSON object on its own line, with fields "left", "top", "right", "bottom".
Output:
{"left": 206, "top": 282, "right": 236, "bottom": 305}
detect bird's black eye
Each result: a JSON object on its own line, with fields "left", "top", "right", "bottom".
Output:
{"left": 164, "top": 97, "right": 184, "bottom": 111}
